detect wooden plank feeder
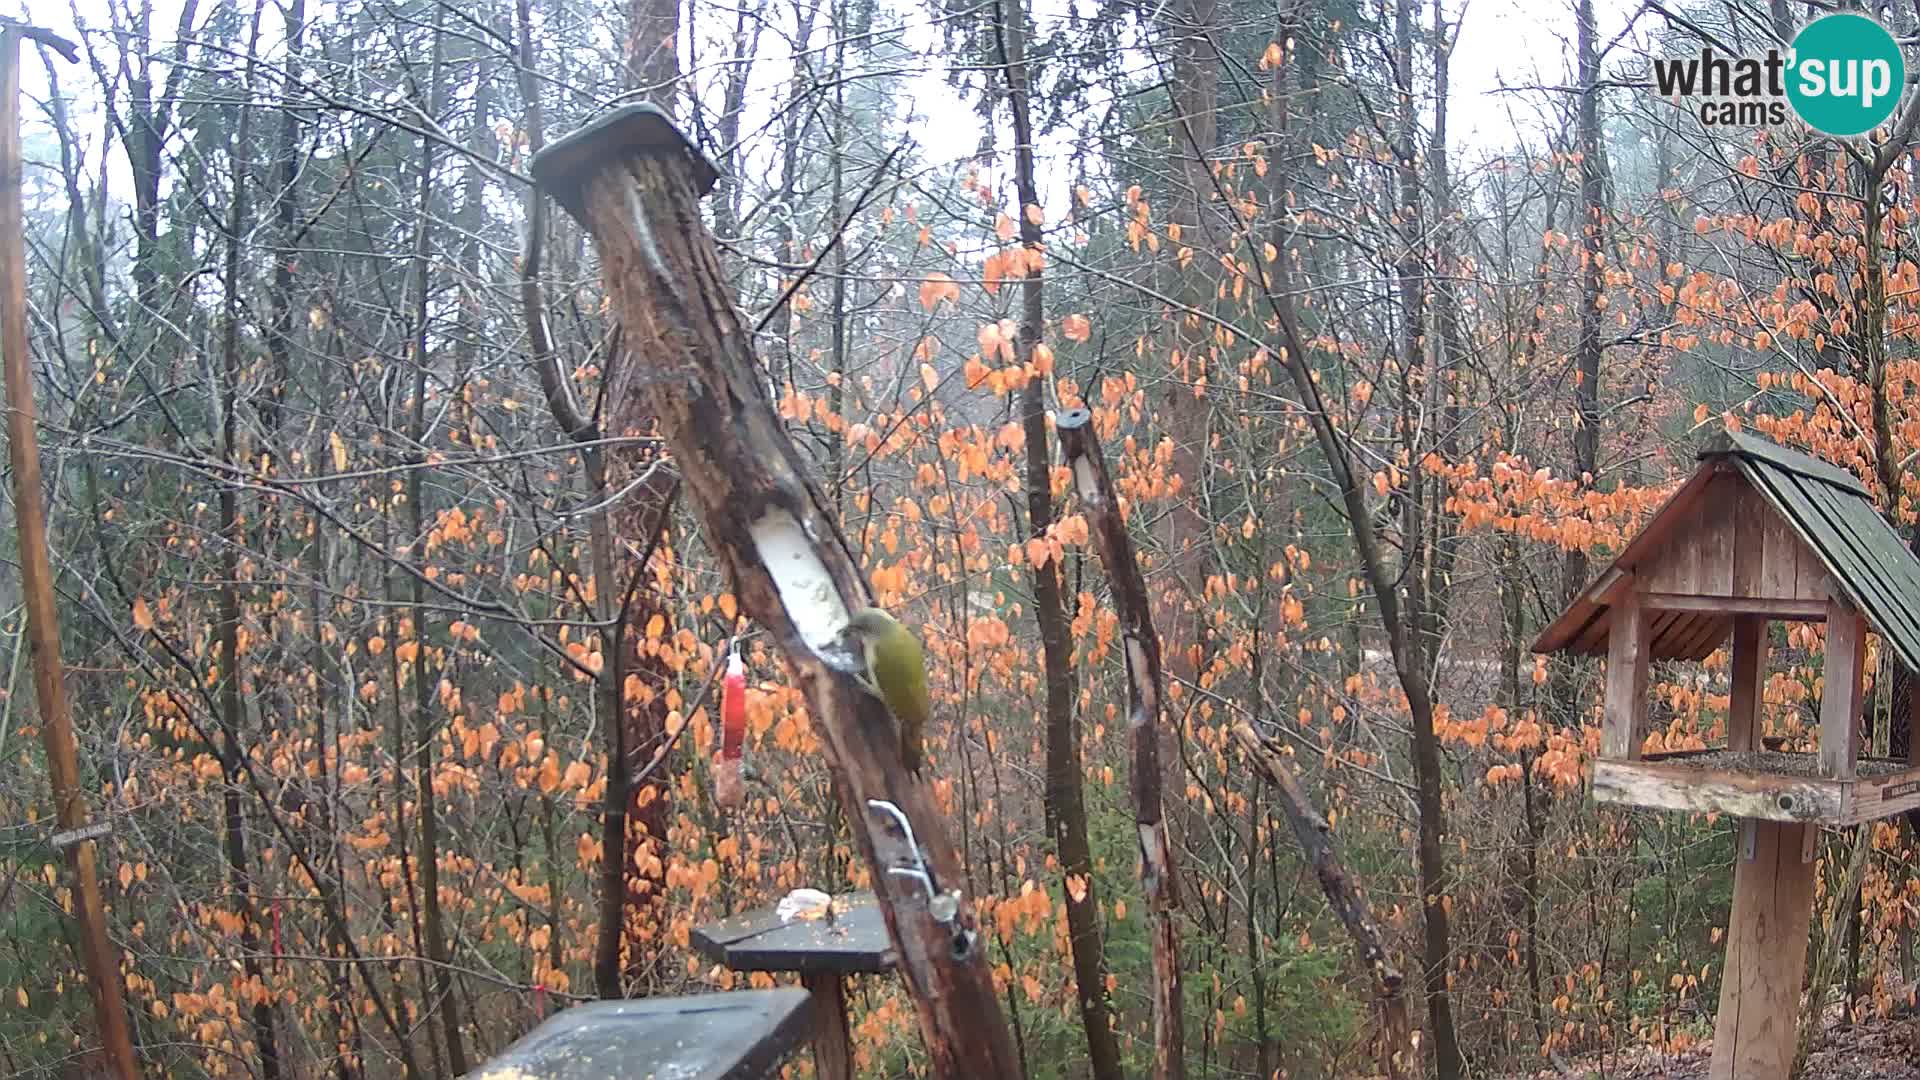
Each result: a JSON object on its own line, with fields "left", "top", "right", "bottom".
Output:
{"left": 691, "top": 892, "right": 896, "bottom": 1080}
{"left": 468, "top": 988, "right": 813, "bottom": 1080}
{"left": 1535, "top": 431, "right": 1920, "bottom": 1079}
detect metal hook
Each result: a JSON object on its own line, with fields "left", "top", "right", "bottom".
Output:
{"left": 865, "top": 798, "right": 921, "bottom": 858}
{"left": 865, "top": 801, "right": 974, "bottom": 959}
{"left": 887, "top": 865, "right": 939, "bottom": 904}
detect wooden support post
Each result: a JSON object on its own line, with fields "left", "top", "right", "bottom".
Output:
{"left": 1821, "top": 596, "right": 1866, "bottom": 780}
{"left": 1728, "top": 616, "right": 1767, "bottom": 752}
{"left": 1908, "top": 649, "right": 1920, "bottom": 769}
{"left": 0, "top": 23, "right": 139, "bottom": 1080}
{"left": 802, "top": 972, "right": 853, "bottom": 1080}
{"left": 1710, "top": 820, "right": 1817, "bottom": 1080}
{"left": 1908, "top": 657, "right": 1920, "bottom": 985}
{"left": 1603, "top": 588, "right": 1650, "bottom": 759}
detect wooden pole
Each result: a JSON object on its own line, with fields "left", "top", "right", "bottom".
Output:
{"left": 1710, "top": 820, "right": 1815, "bottom": 1080}
{"left": 1820, "top": 595, "right": 1866, "bottom": 779}
{"left": 800, "top": 972, "right": 853, "bottom": 1080}
{"left": 530, "top": 105, "right": 1024, "bottom": 1077}
{"left": 0, "top": 22, "right": 141, "bottom": 1080}
{"left": 1601, "top": 586, "right": 1649, "bottom": 759}
{"left": 1727, "top": 615, "right": 1766, "bottom": 752}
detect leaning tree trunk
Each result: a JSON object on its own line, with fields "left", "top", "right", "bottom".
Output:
{"left": 531, "top": 107, "right": 1024, "bottom": 1077}
{"left": 1231, "top": 722, "right": 1414, "bottom": 1077}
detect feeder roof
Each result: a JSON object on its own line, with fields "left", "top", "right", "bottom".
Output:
{"left": 1533, "top": 431, "right": 1920, "bottom": 671}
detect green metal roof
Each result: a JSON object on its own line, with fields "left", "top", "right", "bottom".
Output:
{"left": 1702, "top": 431, "right": 1920, "bottom": 673}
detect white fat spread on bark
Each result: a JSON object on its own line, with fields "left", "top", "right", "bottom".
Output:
{"left": 1124, "top": 636, "right": 1154, "bottom": 717}
{"left": 750, "top": 508, "right": 851, "bottom": 651}
{"left": 1072, "top": 457, "right": 1100, "bottom": 499}
{"left": 1138, "top": 823, "right": 1165, "bottom": 879}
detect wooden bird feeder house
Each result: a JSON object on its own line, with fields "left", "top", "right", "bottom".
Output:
{"left": 1536, "top": 431, "right": 1920, "bottom": 1079}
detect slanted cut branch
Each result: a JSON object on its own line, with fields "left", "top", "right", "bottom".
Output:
{"left": 530, "top": 105, "right": 1022, "bottom": 1077}
{"left": 1232, "top": 723, "right": 1415, "bottom": 1078}
{"left": 1054, "top": 407, "right": 1185, "bottom": 1076}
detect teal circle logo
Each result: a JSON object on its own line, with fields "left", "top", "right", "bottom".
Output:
{"left": 1787, "top": 14, "right": 1906, "bottom": 136}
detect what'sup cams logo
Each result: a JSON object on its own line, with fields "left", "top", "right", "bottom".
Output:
{"left": 1653, "top": 13, "right": 1907, "bottom": 136}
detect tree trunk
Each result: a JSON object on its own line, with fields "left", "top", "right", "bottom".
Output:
{"left": 533, "top": 108, "right": 1025, "bottom": 1076}
{"left": 405, "top": 12, "right": 466, "bottom": 1070}
{"left": 0, "top": 24, "right": 140, "bottom": 1080}
{"left": 216, "top": 7, "right": 280, "bottom": 1075}
{"left": 625, "top": 0, "right": 680, "bottom": 103}
{"left": 1392, "top": 0, "right": 1462, "bottom": 1072}
{"left": 993, "top": 2, "right": 1124, "bottom": 1075}
{"left": 1566, "top": 0, "right": 1606, "bottom": 596}
{"left": 1262, "top": 14, "right": 1459, "bottom": 1066}
{"left": 1234, "top": 723, "right": 1415, "bottom": 1076}
{"left": 262, "top": 0, "right": 305, "bottom": 436}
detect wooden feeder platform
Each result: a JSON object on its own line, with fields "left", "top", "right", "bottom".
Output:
{"left": 467, "top": 988, "right": 813, "bottom": 1080}
{"left": 1535, "top": 432, "right": 1920, "bottom": 1079}
{"left": 691, "top": 892, "right": 895, "bottom": 975}
{"left": 690, "top": 893, "right": 894, "bottom": 1080}
{"left": 1595, "top": 749, "right": 1920, "bottom": 824}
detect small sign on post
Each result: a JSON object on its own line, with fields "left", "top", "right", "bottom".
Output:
{"left": 50, "top": 821, "right": 112, "bottom": 851}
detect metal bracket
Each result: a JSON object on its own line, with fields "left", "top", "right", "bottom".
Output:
{"left": 866, "top": 799, "right": 974, "bottom": 960}
{"left": 1740, "top": 819, "right": 1757, "bottom": 862}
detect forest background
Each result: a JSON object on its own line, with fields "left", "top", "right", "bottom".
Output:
{"left": 3, "top": 0, "right": 1915, "bottom": 1075}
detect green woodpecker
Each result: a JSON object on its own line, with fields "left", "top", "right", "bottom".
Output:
{"left": 845, "top": 607, "right": 929, "bottom": 774}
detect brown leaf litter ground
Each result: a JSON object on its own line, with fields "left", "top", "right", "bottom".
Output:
{"left": 1498, "top": 1017, "right": 1920, "bottom": 1079}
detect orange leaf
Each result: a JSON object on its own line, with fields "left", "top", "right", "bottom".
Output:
{"left": 982, "top": 252, "right": 1005, "bottom": 296}
{"left": 1025, "top": 538, "right": 1051, "bottom": 568}
{"left": 978, "top": 322, "right": 1005, "bottom": 357}
{"left": 917, "top": 273, "right": 960, "bottom": 311}
{"left": 1032, "top": 342, "right": 1054, "bottom": 374}
{"left": 131, "top": 597, "right": 154, "bottom": 632}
